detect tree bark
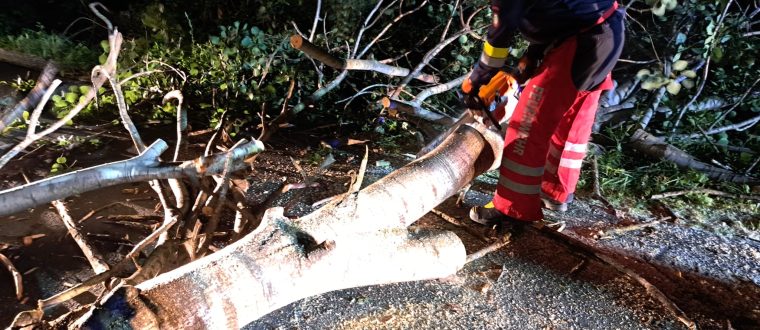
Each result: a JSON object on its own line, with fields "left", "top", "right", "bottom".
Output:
{"left": 0, "top": 48, "right": 49, "bottom": 70}
{"left": 73, "top": 123, "right": 503, "bottom": 328}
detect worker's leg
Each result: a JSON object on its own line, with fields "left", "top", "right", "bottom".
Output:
{"left": 541, "top": 85, "right": 606, "bottom": 204}
{"left": 542, "top": 11, "right": 625, "bottom": 204}
{"left": 491, "top": 11, "right": 625, "bottom": 222}
{"left": 491, "top": 38, "right": 583, "bottom": 222}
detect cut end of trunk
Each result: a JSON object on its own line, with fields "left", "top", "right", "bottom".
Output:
{"left": 290, "top": 35, "right": 304, "bottom": 49}
{"left": 381, "top": 97, "right": 392, "bottom": 109}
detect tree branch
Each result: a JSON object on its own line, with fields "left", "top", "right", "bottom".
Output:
{"left": 290, "top": 35, "right": 438, "bottom": 83}
{"left": 0, "top": 62, "right": 58, "bottom": 132}
{"left": 0, "top": 139, "right": 265, "bottom": 217}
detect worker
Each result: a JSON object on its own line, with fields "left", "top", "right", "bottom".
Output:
{"left": 463, "top": 0, "right": 625, "bottom": 225}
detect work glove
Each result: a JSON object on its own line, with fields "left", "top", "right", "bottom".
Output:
{"left": 462, "top": 61, "right": 500, "bottom": 98}
{"left": 513, "top": 54, "right": 538, "bottom": 85}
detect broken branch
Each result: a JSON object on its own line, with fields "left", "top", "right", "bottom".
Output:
{"left": 290, "top": 35, "right": 438, "bottom": 83}
{"left": 0, "top": 139, "right": 265, "bottom": 216}
{"left": 0, "top": 252, "right": 23, "bottom": 300}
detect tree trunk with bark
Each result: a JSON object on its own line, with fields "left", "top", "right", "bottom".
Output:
{"left": 72, "top": 122, "right": 503, "bottom": 328}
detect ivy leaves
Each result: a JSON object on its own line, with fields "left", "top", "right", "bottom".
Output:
{"left": 646, "top": 0, "right": 678, "bottom": 16}
{"left": 637, "top": 60, "right": 696, "bottom": 95}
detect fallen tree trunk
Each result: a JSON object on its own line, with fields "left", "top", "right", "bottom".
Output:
{"left": 73, "top": 122, "right": 503, "bottom": 328}
{"left": 0, "top": 48, "right": 50, "bottom": 71}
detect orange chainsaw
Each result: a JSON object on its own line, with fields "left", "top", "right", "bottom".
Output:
{"left": 461, "top": 70, "right": 520, "bottom": 131}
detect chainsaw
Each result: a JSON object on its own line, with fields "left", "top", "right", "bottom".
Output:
{"left": 460, "top": 70, "right": 521, "bottom": 131}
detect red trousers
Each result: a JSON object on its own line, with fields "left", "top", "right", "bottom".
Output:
{"left": 492, "top": 36, "right": 613, "bottom": 221}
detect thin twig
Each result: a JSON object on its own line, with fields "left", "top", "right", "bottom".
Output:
{"left": 0, "top": 252, "right": 23, "bottom": 300}
{"left": 595, "top": 252, "right": 696, "bottom": 329}
{"left": 39, "top": 212, "right": 178, "bottom": 310}
{"left": 675, "top": 113, "right": 760, "bottom": 139}
{"left": 591, "top": 154, "right": 602, "bottom": 197}
{"left": 431, "top": 209, "right": 490, "bottom": 243}
{"left": 352, "top": 0, "right": 386, "bottom": 58}
{"left": 52, "top": 200, "right": 110, "bottom": 274}
{"left": 390, "top": 29, "right": 468, "bottom": 98}
{"left": 651, "top": 188, "right": 760, "bottom": 200}
{"left": 79, "top": 201, "right": 137, "bottom": 223}
{"left": 163, "top": 90, "right": 185, "bottom": 162}
{"left": 465, "top": 235, "right": 511, "bottom": 264}
{"left": 357, "top": 0, "right": 429, "bottom": 58}
{"left": 0, "top": 62, "right": 58, "bottom": 132}
{"left": 708, "top": 76, "right": 760, "bottom": 130}
{"left": 196, "top": 140, "right": 246, "bottom": 256}
{"left": 440, "top": 0, "right": 461, "bottom": 42}
{"left": 600, "top": 219, "right": 665, "bottom": 237}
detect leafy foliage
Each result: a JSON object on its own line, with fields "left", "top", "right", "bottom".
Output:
{"left": 0, "top": 25, "right": 98, "bottom": 71}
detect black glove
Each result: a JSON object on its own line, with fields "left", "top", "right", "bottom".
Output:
{"left": 513, "top": 55, "right": 538, "bottom": 85}
{"left": 514, "top": 43, "right": 546, "bottom": 84}
{"left": 462, "top": 61, "right": 499, "bottom": 96}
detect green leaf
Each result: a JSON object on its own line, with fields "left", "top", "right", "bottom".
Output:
{"left": 681, "top": 79, "right": 695, "bottom": 89}
{"left": 241, "top": 36, "right": 253, "bottom": 48}
{"left": 56, "top": 156, "right": 67, "bottom": 164}
{"left": 22, "top": 111, "right": 29, "bottom": 121}
{"left": 99, "top": 53, "right": 108, "bottom": 65}
{"left": 210, "top": 36, "right": 220, "bottom": 45}
{"left": 675, "top": 33, "right": 687, "bottom": 45}
{"left": 65, "top": 92, "right": 78, "bottom": 104}
{"left": 672, "top": 60, "right": 688, "bottom": 71}
{"left": 636, "top": 69, "right": 651, "bottom": 79}
{"left": 52, "top": 95, "right": 67, "bottom": 108}
{"left": 220, "top": 83, "right": 228, "bottom": 90}
{"left": 458, "top": 35, "right": 468, "bottom": 45}
{"left": 712, "top": 47, "right": 723, "bottom": 61}
{"left": 100, "top": 40, "right": 110, "bottom": 52}
{"left": 652, "top": 3, "right": 666, "bottom": 16}
{"left": 666, "top": 81, "right": 681, "bottom": 95}
{"left": 79, "top": 85, "right": 91, "bottom": 95}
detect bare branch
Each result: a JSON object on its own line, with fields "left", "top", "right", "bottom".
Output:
{"left": 163, "top": 90, "right": 186, "bottom": 161}
{"left": 0, "top": 139, "right": 265, "bottom": 217}
{"left": 308, "top": 0, "right": 322, "bottom": 42}
{"left": 0, "top": 252, "right": 23, "bottom": 300}
{"left": 290, "top": 35, "right": 438, "bottom": 83}
{"left": 52, "top": 200, "right": 110, "bottom": 274}
{"left": 708, "top": 76, "right": 760, "bottom": 130}
{"left": 89, "top": 2, "right": 113, "bottom": 33}
{"left": 357, "top": 0, "right": 429, "bottom": 58}
{"left": 389, "top": 29, "right": 469, "bottom": 98}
